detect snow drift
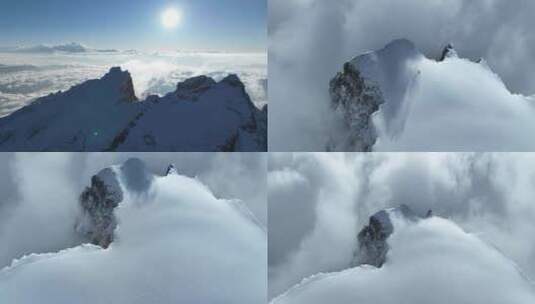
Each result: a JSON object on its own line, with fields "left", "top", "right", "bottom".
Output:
{"left": 0, "top": 67, "right": 267, "bottom": 151}
{"left": 329, "top": 39, "right": 535, "bottom": 151}
{"left": 271, "top": 213, "right": 535, "bottom": 304}
{"left": 268, "top": 153, "right": 535, "bottom": 300}
{"left": 0, "top": 158, "right": 266, "bottom": 303}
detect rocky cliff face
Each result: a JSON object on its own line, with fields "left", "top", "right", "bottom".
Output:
{"left": 329, "top": 62, "right": 384, "bottom": 151}
{"left": 165, "top": 164, "right": 178, "bottom": 176}
{"left": 328, "top": 39, "right": 422, "bottom": 151}
{"left": 438, "top": 43, "right": 458, "bottom": 61}
{"left": 75, "top": 158, "right": 170, "bottom": 248}
{"left": 76, "top": 168, "right": 123, "bottom": 248}
{"left": 352, "top": 205, "right": 426, "bottom": 267}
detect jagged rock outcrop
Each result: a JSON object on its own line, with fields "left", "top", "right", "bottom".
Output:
{"left": 175, "top": 75, "right": 217, "bottom": 101}
{"left": 438, "top": 43, "right": 458, "bottom": 61}
{"left": 76, "top": 168, "right": 123, "bottom": 248}
{"left": 75, "top": 159, "right": 177, "bottom": 248}
{"left": 351, "top": 205, "right": 424, "bottom": 267}
{"left": 0, "top": 67, "right": 266, "bottom": 151}
{"left": 329, "top": 62, "right": 384, "bottom": 151}
{"left": 328, "top": 39, "right": 422, "bottom": 151}
{"left": 166, "top": 164, "right": 178, "bottom": 176}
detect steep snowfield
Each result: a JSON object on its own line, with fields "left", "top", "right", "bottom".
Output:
{"left": 271, "top": 216, "right": 535, "bottom": 304}
{"left": 329, "top": 39, "right": 535, "bottom": 151}
{"left": 0, "top": 67, "right": 142, "bottom": 151}
{"left": 0, "top": 67, "right": 266, "bottom": 151}
{"left": 0, "top": 158, "right": 266, "bottom": 303}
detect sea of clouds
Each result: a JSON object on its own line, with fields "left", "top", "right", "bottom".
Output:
{"left": 0, "top": 50, "right": 266, "bottom": 117}
{"left": 268, "top": 153, "right": 535, "bottom": 300}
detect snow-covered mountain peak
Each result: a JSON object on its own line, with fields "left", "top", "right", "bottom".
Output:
{"left": 52, "top": 42, "right": 87, "bottom": 53}
{"left": 175, "top": 75, "right": 217, "bottom": 100}
{"left": 329, "top": 39, "right": 422, "bottom": 151}
{"left": 349, "top": 38, "right": 420, "bottom": 73}
{"left": 221, "top": 74, "right": 246, "bottom": 87}
{"left": 102, "top": 67, "right": 138, "bottom": 103}
{"left": 1, "top": 159, "right": 266, "bottom": 303}
{"left": 329, "top": 38, "right": 535, "bottom": 151}
{"left": 0, "top": 68, "right": 267, "bottom": 151}
{"left": 272, "top": 214, "right": 535, "bottom": 304}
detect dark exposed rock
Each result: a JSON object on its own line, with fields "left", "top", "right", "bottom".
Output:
{"left": 352, "top": 205, "right": 422, "bottom": 267}
{"left": 175, "top": 75, "right": 216, "bottom": 100}
{"left": 438, "top": 43, "right": 458, "bottom": 61}
{"left": 166, "top": 164, "right": 178, "bottom": 176}
{"left": 74, "top": 158, "right": 156, "bottom": 248}
{"left": 328, "top": 62, "right": 384, "bottom": 151}
{"left": 75, "top": 168, "right": 123, "bottom": 248}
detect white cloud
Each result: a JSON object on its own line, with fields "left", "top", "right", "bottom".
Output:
{"left": 0, "top": 153, "right": 267, "bottom": 271}
{"left": 268, "top": 153, "right": 535, "bottom": 299}
{"left": 269, "top": 0, "right": 535, "bottom": 151}
{"left": 0, "top": 153, "right": 81, "bottom": 268}
{"left": 0, "top": 169, "right": 266, "bottom": 303}
{"left": 372, "top": 56, "right": 535, "bottom": 151}
{"left": 271, "top": 217, "right": 535, "bottom": 304}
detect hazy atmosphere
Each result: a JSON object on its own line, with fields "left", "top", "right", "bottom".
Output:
{"left": 269, "top": 153, "right": 535, "bottom": 302}
{"left": 269, "top": 0, "right": 535, "bottom": 151}
{"left": 0, "top": 153, "right": 266, "bottom": 303}
{"left": 0, "top": 1, "right": 267, "bottom": 151}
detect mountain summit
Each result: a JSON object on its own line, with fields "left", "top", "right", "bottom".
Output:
{"left": 328, "top": 38, "right": 535, "bottom": 151}
{"left": 0, "top": 68, "right": 267, "bottom": 151}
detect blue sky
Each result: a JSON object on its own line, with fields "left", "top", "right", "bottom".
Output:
{"left": 0, "top": 0, "right": 266, "bottom": 51}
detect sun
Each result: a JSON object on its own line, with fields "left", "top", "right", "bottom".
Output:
{"left": 161, "top": 8, "right": 181, "bottom": 29}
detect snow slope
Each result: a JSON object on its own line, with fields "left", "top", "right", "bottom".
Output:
{"left": 0, "top": 158, "right": 266, "bottom": 303}
{"left": 272, "top": 215, "right": 535, "bottom": 304}
{"left": 329, "top": 39, "right": 535, "bottom": 151}
{"left": 0, "top": 67, "right": 266, "bottom": 151}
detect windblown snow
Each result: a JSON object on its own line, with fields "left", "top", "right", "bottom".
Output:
{"left": 268, "top": 153, "right": 535, "bottom": 302}
{"left": 329, "top": 39, "right": 535, "bottom": 151}
{"left": 0, "top": 158, "right": 267, "bottom": 304}
{"left": 271, "top": 216, "right": 535, "bottom": 304}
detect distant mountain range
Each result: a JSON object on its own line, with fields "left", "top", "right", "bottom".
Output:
{"left": 0, "top": 42, "right": 119, "bottom": 53}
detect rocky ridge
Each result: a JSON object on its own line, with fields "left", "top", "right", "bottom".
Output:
{"left": 352, "top": 205, "right": 429, "bottom": 267}
{"left": 0, "top": 67, "right": 267, "bottom": 151}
